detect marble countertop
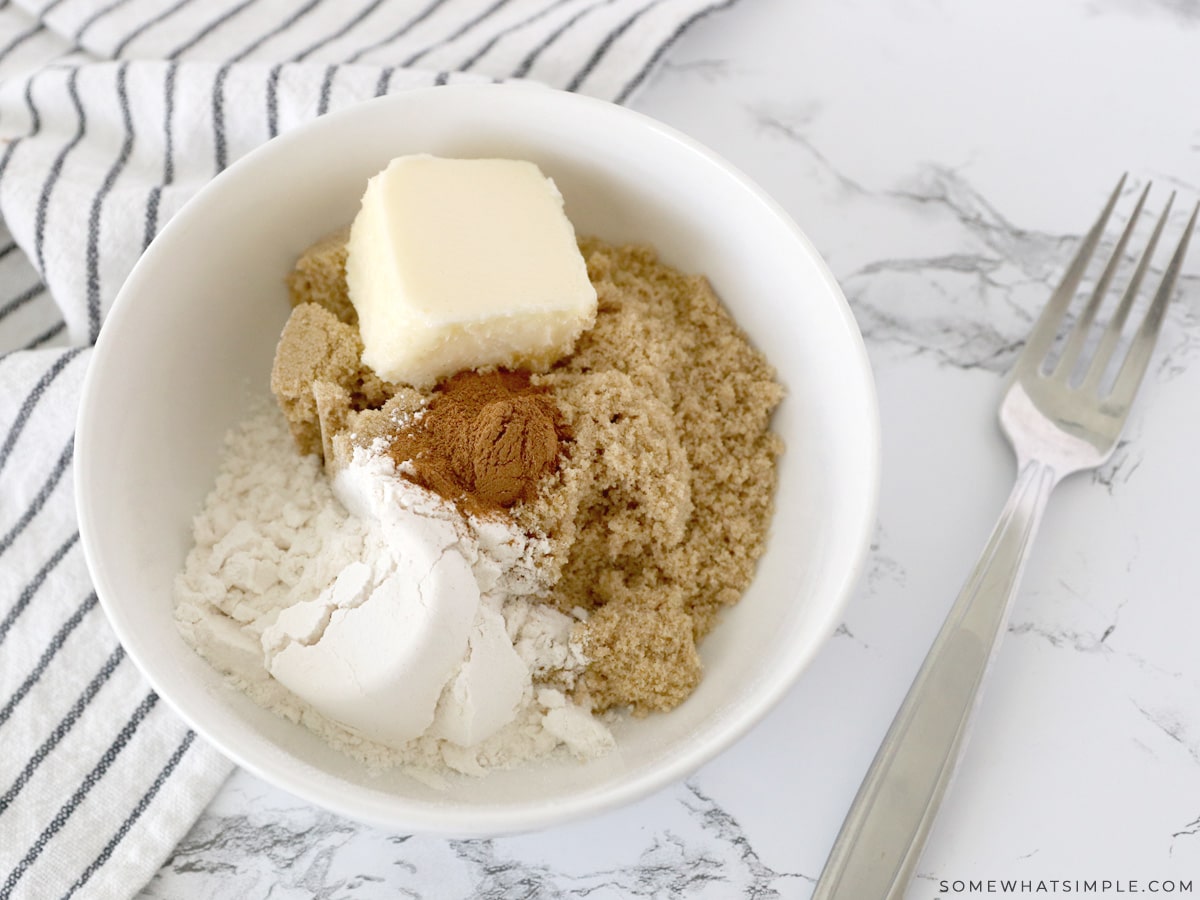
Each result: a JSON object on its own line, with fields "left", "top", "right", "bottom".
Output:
{"left": 140, "top": 1, "right": 1200, "bottom": 897}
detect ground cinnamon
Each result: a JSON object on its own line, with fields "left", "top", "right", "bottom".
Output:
{"left": 387, "top": 369, "right": 570, "bottom": 516}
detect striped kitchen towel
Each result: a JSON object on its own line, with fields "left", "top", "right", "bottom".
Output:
{"left": 0, "top": 1, "right": 732, "bottom": 896}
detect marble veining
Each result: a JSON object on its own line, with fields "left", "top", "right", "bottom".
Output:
{"left": 145, "top": 0, "right": 1200, "bottom": 896}
{"left": 146, "top": 775, "right": 816, "bottom": 899}
{"left": 440, "top": 782, "right": 810, "bottom": 899}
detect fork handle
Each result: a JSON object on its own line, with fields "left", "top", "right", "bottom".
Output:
{"left": 812, "top": 458, "right": 1059, "bottom": 900}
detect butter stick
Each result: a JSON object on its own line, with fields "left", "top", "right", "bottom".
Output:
{"left": 345, "top": 155, "right": 598, "bottom": 388}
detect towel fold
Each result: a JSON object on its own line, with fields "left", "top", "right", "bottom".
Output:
{"left": 0, "top": 1, "right": 730, "bottom": 895}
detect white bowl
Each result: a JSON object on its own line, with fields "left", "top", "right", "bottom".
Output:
{"left": 75, "top": 83, "right": 879, "bottom": 836}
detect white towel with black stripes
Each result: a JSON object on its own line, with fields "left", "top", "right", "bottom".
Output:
{"left": 0, "top": 1, "right": 732, "bottom": 896}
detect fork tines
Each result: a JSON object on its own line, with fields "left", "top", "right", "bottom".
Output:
{"left": 1020, "top": 175, "right": 1199, "bottom": 407}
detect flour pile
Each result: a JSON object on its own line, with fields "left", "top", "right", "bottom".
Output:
{"left": 174, "top": 404, "right": 614, "bottom": 781}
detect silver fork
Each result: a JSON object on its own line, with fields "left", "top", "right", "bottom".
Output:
{"left": 813, "top": 176, "right": 1199, "bottom": 900}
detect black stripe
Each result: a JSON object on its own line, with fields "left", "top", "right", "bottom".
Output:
{"left": 402, "top": 0, "right": 514, "bottom": 67}
{"left": 0, "top": 591, "right": 97, "bottom": 729}
{"left": 22, "top": 65, "right": 42, "bottom": 135}
{"left": 434, "top": 69, "right": 449, "bottom": 86}
{"left": 0, "top": 67, "right": 45, "bottom": 187}
{"left": 227, "top": 0, "right": 324, "bottom": 62}
{"left": 0, "top": 138, "right": 20, "bottom": 189}
{"left": 86, "top": 62, "right": 134, "bottom": 343}
{"left": 614, "top": 0, "right": 738, "bottom": 103}
{"left": 112, "top": 0, "right": 193, "bottom": 57}
{"left": 74, "top": 0, "right": 135, "bottom": 43}
{"left": 0, "top": 691, "right": 159, "bottom": 900}
{"left": 212, "top": 62, "right": 233, "bottom": 171}
{"left": 0, "top": 531, "right": 79, "bottom": 645}
{"left": 266, "top": 61, "right": 283, "bottom": 137}
{"left": 459, "top": 0, "right": 571, "bottom": 71}
{"left": 35, "top": 0, "right": 75, "bottom": 19}
{"left": 316, "top": 63, "right": 337, "bottom": 115}
{"left": 167, "top": 0, "right": 262, "bottom": 59}
{"left": 0, "top": 645, "right": 125, "bottom": 815}
{"left": 33, "top": 67, "right": 86, "bottom": 280}
{"left": 143, "top": 187, "right": 162, "bottom": 250}
{"left": 0, "top": 240, "right": 18, "bottom": 262}
{"left": 23, "top": 319, "right": 65, "bottom": 351}
{"left": 162, "top": 60, "right": 178, "bottom": 184}
{"left": 61, "top": 730, "right": 197, "bottom": 899}
{"left": 0, "top": 24, "right": 44, "bottom": 67}
{"left": 293, "top": 0, "right": 388, "bottom": 62}
{"left": 511, "top": 0, "right": 613, "bottom": 78}
{"left": 144, "top": 59, "right": 179, "bottom": 247}
{"left": 0, "top": 346, "right": 82, "bottom": 477}
{"left": 566, "top": 0, "right": 662, "bottom": 92}
{"left": 373, "top": 65, "right": 394, "bottom": 96}
{"left": 0, "top": 434, "right": 74, "bottom": 558}
{"left": 344, "top": 0, "right": 452, "bottom": 64}
{"left": 0, "top": 281, "right": 46, "bottom": 323}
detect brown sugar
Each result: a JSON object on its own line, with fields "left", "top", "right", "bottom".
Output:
{"left": 578, "top": 583, "right": 701, "bottom": 713}
{"left": 285, "top": 226, "right": 356, "bottom": 324}
{"left": 270, "top": 302, "right": 395, "bottom": 456}
{"left": 520, "top": 238, "right": 784, "bottom": 715}
{"left": 278, "top": 232, "right": 783, "bottom": 718}
{"left": 386, "top": 370, "right": 570, "bottom": 516}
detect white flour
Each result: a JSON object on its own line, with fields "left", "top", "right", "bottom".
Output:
{"left": 174, "top": 402, "right": 614, "bottom": 781}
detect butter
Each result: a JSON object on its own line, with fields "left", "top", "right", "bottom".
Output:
{"left": 345, "top": 155, "right": 598, "bottom": 387}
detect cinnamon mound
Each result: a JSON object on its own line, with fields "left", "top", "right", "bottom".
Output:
{"left": 386, "top": 370, "right": 570, "bottom": 516}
